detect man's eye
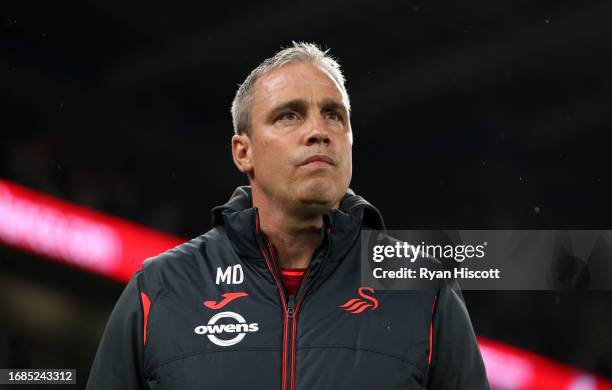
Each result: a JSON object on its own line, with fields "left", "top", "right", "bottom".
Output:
{"left": 278, "top": 112, "right": 298, "bottom": 121}
{"left": 325, "top": 111, "right": 342, "bottom": 121}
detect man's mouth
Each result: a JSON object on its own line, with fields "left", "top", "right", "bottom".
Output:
{"left": 301, "top": 155, "right": 335, "bottom": 166}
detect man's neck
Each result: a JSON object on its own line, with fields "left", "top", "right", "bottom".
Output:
{"left": 256, "top": 202, "right": 326, "bottom": 269}
{"left": 253, "top": 189, "right": 338, "bottom": 269}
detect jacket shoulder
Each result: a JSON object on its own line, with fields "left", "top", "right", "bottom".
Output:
{"left": 139, "top": 227, "right": 227, "bottom": 297}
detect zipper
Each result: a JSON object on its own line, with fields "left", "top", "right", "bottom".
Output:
{"left": 287, "top": 295, "right": 296, "bottom": 318}
{"left": 286, "top": 294, "right": 296, "bottom": 390}
{"left": 255, "top": 210, "right": 331, "bottom": 390}
{"left": 288, "top": 226, "right": 331, "bottom": 390}
{"left": 255, "top": 214, "right": 289, "bottom": 390}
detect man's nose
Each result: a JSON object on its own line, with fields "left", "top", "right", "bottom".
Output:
{"left": 305, "top": 116, "right": 330, "bottom": 146}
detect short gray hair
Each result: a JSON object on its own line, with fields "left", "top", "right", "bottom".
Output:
{"left": 230, "top": 41, "right": 351, "bottom": 135}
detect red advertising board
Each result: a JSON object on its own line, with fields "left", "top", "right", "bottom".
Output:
{"left": 0, "top": 178, "right": 184, "bottom": 282}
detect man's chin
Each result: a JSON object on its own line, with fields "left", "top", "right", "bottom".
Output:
{"left": 294, "top": 186, "right": 342, "bottom": 211}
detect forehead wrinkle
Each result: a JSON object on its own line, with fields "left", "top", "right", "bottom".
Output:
{"left": 253, "top": 63, "right": 346, "bottom": 118}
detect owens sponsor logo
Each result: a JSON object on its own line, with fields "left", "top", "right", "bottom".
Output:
{"left": 194, "top": 311, "right": 259, "bottom": 347}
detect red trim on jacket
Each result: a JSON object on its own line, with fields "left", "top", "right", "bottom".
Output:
{"left": 140, "top": 292, "right": 151, "bottom": 345}
{"left": 428, "top": 293, "right": 439, "bottom": 365}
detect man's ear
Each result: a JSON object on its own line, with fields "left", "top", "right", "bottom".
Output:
{"left": 232, "top": 132, "right": 254, "bottom": 177}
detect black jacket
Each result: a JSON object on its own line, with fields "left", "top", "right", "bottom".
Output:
{"left": 86, "top": 186, "right": 490, "bottom": 390}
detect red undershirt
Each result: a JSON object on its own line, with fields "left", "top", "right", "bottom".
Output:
{"left": 280, "top": 267, "right": 307, "bottom": 296}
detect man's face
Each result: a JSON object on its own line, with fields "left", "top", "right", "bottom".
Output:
{"left": 241, "top": 62, "right": 352, "bottom": 215}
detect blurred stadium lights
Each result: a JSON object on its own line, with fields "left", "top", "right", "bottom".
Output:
{"left": 0, "top": 178, "right": 611, "bottom": 389}
{"left": 0, "top": 178, "right": 183, "bottom": 282}
{"left": 479, "top": 337, "right": 612, "bottom": 389}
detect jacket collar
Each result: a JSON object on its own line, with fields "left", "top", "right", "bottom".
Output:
{"left": 211, "top": 186, "right": 385, "bottom": 261}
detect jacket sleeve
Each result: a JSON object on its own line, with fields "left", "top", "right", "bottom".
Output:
{"left": 86, "top": 271, "right": 147, "bottom": 390}
{"left": 427, "top": 281, "right": 491, "bottom": 390}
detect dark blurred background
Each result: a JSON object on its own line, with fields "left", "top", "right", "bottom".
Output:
{"left": 1, "top": 0, "right": 611, "bottom": 388}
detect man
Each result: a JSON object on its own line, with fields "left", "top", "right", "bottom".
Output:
{"left": 86, "top": 42, "right": 490, "bottom": 389}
